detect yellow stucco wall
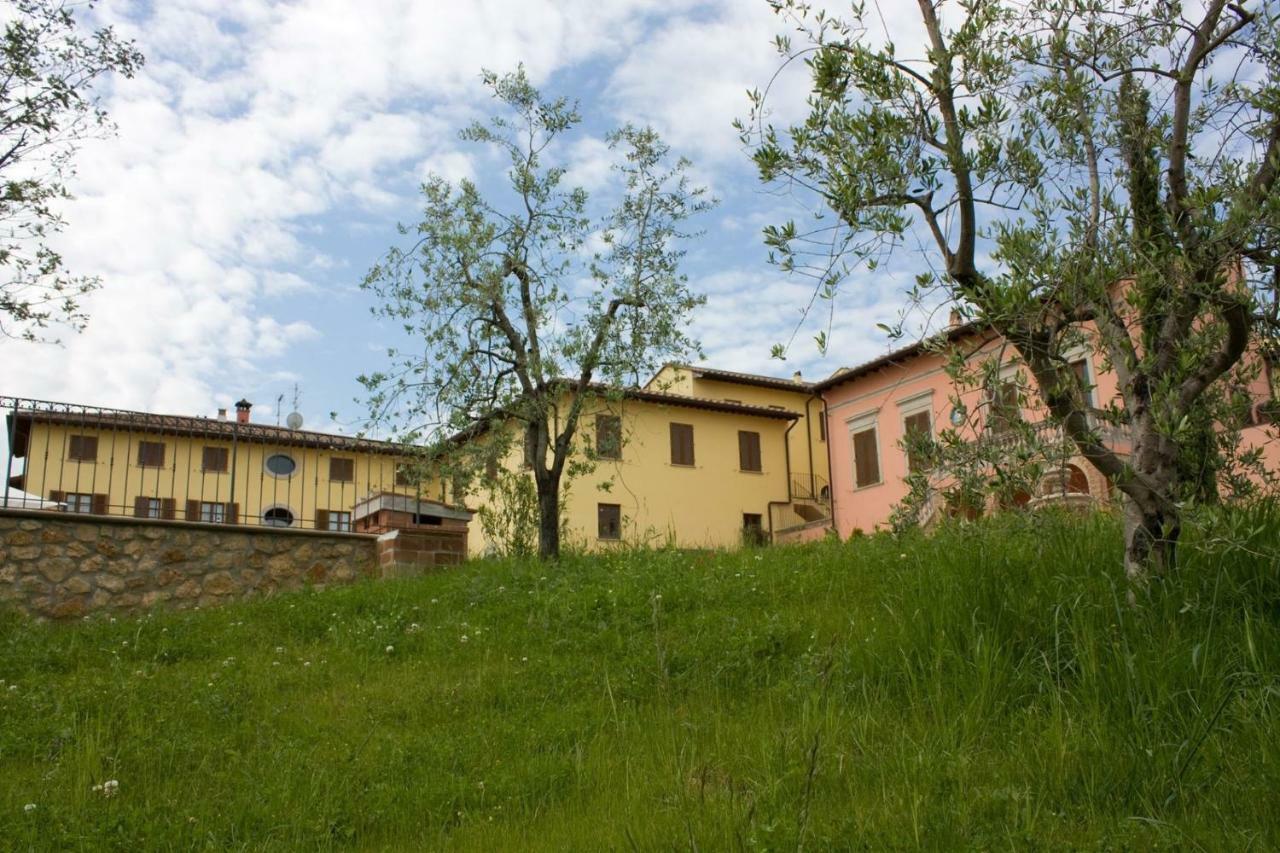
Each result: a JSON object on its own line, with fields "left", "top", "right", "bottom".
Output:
{"left": 17, "top": 421, "right": 430, "bottom": 529}
{"left": 466, "top": 395, "right": 796, "bottom": 554}
{"left": 645, "top": 365, "right": 828, "bottom": 491}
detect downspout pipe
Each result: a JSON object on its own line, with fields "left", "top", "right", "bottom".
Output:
{"left": 766, "top": 416, "right": 799, "bottom": 544}
{"left": 820, "top": 392, "right": 837, "bottom": 538}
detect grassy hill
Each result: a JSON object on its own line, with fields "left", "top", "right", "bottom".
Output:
{"left": 1, "top": 506, "right": 1278, "bottom": 850}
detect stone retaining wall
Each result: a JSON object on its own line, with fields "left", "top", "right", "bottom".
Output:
{"left": 0, "top": 509, "right": 380, "bottom": 619}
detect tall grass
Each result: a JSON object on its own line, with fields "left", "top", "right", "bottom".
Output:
{"left": 1, "top": 505, "right": 1277, "bottom": 849}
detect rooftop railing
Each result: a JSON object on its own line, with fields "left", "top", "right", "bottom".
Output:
{"left": 2, "top": 395, "right": 433, "bottom": 533}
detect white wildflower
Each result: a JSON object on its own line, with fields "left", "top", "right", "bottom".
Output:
{"left": 460, "top": 635, "right": 469, "bottom": 643}
{"left": 275, "top": 646, "right": 284, "bottom": 654}
{"left": 385, "top": 645, "right": 394, "bottom": 654}
{"left": 102, "top": 780, "right": 119, "bottom": 797}
{"left": 23, "top": 803, "right": 35, "bottom": 813}
{"left": 303, "top": 661, "right": 311, "bottom": 667}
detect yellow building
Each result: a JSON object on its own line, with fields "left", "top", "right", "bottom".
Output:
{"left": 465, "top": 366, "right": 833, "bottom": 553}
{"left": 7, "top": 399, "right": 430, "bottom": 532}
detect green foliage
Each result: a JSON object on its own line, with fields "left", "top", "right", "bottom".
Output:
{"left": 2, "top": 507, "right": 1280, "bottom": 847}
{"left": 360, "top": 66, "right": 712, "bottom": 558}
{"left": 748, "top": 0, "right": 1280, "bottom": 574}
{"left": 0, "top": 0, "right": 144, "bottom": 340}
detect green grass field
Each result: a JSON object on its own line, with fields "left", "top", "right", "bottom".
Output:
{"left": 1, "top": 506, "right": 1278, "bottom": 850}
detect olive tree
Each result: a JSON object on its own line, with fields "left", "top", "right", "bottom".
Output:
{"left": 745, "top": 0, "right": 1280, "bottom": 588}
{"left": 0, "top": 0, "right": 143, "bottom": 339}
{"left": 361, "top": 68, "right": 710, "bottom": 559}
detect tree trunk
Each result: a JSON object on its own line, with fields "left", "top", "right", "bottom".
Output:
{"left": 1122, "top": 496, "right": 1179, "bottom": 599}
{"left": 536, "top": 473, "right": 561, "bottom": 560}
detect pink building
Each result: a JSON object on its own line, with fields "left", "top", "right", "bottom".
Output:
{"left": 815, "top": 323, "right": 1280, "bottom": 538}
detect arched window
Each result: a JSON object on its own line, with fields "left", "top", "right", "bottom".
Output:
{"left": 1065, "top": 464, "right": 1090, "bottom": 495}
{"left": 262, "top": 506, "right": 295, "bottom": 528}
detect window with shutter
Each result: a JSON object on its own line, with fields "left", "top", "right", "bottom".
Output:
{"left": 201, "top": 446, "right": 228, "bottom": 472}
{"left": 595, "top": 415, "right": 622, "bottom": 460}
{"left": 903, "top": 411, "right": 933, "bottom": 474}
{"left": 597, "top": 503, "right": 622, "bottom": 540}
{"left": 1069, "top": 358, "right": 1094, "bottom": 406}
{"left": 738, "top": 431, "right": 762, "bottom": 472}
{"left": 68, "top": 435, "right": 97, "bottom": 462}
{"left": 329, "top": 457, "right": 354, "bottom": 482}
{"left": 669, "top": 423, "right": 694, "bottom": 466}
{"left": 484, "top": 456, "right": 499, "bottom": 482}
{"left": 852, "top": 426, "right": 881, "bottom": 488}
{"left": 818, "top": 416, "right": 826, "bottom": 442}
{"left": 64, "top": 492, "right": 93, "bottom": 513}
{"left": 986, "top": 379, "right": 1022, "bottom": 435}
{"left": 200, "top": 502, "right": 227, "bottom": 523}
{"left": 134, "top": 496, "right": 162, "bottom": 519}
{"left": 136, "top": 441, "right": 166, "bottom": 468}
{"left": 91, "top": 494, "right": 109, "bottom": 515}
{"left": 395, "top": 464, "right": 414, "bottom": 487}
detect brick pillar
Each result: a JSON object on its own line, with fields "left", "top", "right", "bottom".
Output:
{"left": 375, "top": 528, "right": 467, "bottom": 577}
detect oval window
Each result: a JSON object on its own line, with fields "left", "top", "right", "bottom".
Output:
{"left": 265, "top": 453, "right": 297, "bottom": 477}
{"left": 262, "top": 507, "right": 294, "bottom": 527}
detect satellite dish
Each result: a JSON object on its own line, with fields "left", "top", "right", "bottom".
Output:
{"left": 286, "top": 411, "right": 304, "bottom": 430}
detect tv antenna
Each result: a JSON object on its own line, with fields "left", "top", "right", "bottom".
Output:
{"left": 285, "top": 383, "right": 304, "bottom": 430}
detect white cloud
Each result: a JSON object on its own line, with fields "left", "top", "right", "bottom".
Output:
{"left": 0, "top": 0, "right": 688, "bottom": 413}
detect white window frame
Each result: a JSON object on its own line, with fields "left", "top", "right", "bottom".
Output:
{"left": 327, "top": 511, "right": 352, "bottom": 532}
{"left": 66, "top": 492, "right": 93, "bottom": 514}
{"left": 200, "top": 501, "right": 226, "bottom": 524}
{"left": 847, "top": 410, "right": 882, "bottom": 490}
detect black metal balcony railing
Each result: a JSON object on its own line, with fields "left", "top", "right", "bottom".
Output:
{"left": 790, "top": 472, "right": 830, "bottom": 503}
{"left": 1, "top": 395, "right": 432, "bottom": 533}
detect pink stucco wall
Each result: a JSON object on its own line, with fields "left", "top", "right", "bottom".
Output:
{"left": 820, "top": 327, "right": 1279, "bottom": 539}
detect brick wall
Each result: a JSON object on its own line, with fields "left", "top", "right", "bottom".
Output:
{"left": 375, "top": 528, "right": 468, "bottom": 577}
{"left": 0, "top": 509, "right": 383, "bottom": 619}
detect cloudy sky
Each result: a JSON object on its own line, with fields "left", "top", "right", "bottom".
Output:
{"left": 1, "top": 0, "right": 928, "bottom": 429}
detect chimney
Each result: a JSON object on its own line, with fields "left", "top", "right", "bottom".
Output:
{"left": 949, "top": 308, "right": 963, "bottom": 329}
{"left": 792, "top": 370, "right": 804, "bottom": 384}
{"left": 216, "top": 407, "right": 227, "bottom": 421}
{"left": 235, "top": 398, "right": 252, "bottom": 424}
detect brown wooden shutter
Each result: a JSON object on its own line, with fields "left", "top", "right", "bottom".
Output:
{"left": 903, "top": 412, "right": 932, "bottom": 474}
{"left": 137, "top": 441, "right": 166, "bottom": 467}
{"left": 133, "top": 495, "right": 150, "bottom": 518}
{"left": 670, "top": 423, "right": 694, "bottom": 465}
{"left": 186, "top": 500, "right": 201, "bottom": 521}
{"left": 596, "top": 415, "right": 621, "bottom": 459}
{"left": 69, "top": 435, "right": 98, "bottom": 462}
{"left": 49, "top": 489, "right": 66, "bottom": 504}
{"left": 226, "top": 502, "right": 239, "bottom": 525}
{"left": 329, "top": 457, "right": 354, "bottom": 482}
{"left": 853, "top": 427, "right": 880, "bottom": 487}
{"left": 316, "top": 509, "right": 330, "bottom": 531}
{"left": 202, "top": 446, "right": 228, "bottom": 472}
{"left": 738, "top": 431, "right": 761, "bottom": 472}
{"left": 91, "top": 494, "right": 109, "bottom": 514}
{"left": 161, "top": 498, "right": 176, "bottom": 520}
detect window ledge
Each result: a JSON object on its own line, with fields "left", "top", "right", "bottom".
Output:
{"left": 853, "top": 481, "right": 884, "bottom": 492}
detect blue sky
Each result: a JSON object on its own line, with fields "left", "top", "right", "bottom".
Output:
{"left": 1, "top": 0, "right": 928, "bottom": 432}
